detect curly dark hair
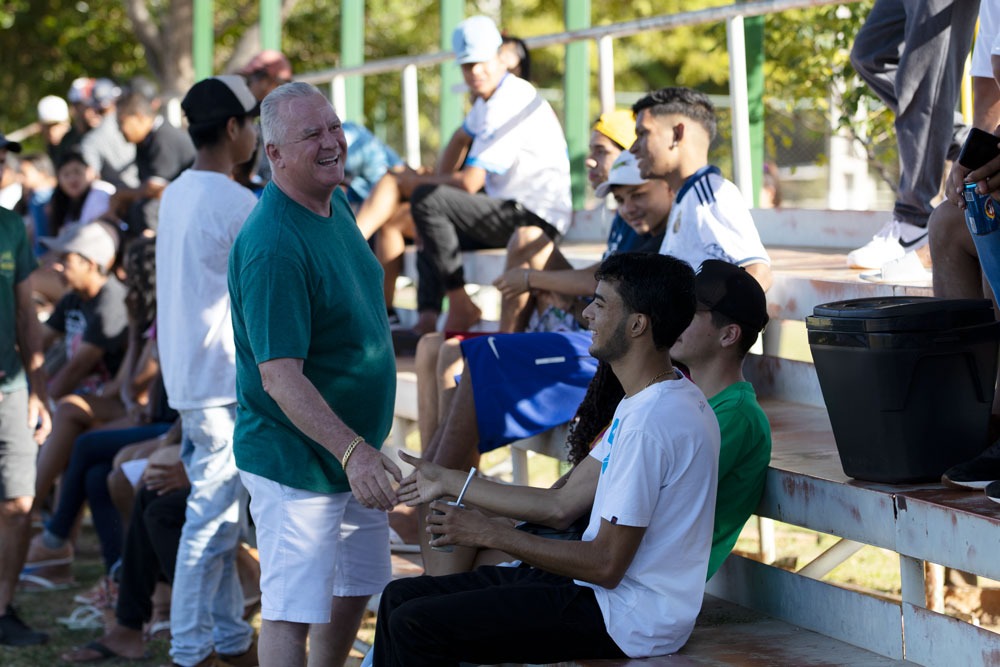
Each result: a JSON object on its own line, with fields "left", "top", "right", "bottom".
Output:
{"left": 565, "top": 361, "right": 624, "bottom": 465}
{"left": 123, "top": 236, "right": 157, "bottom": 330}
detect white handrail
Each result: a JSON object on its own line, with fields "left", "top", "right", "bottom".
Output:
{"left": 296, "top": 0, "right": 861, "bottom": 202}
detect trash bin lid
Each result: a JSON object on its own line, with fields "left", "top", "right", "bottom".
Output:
{"left": 806, "top": 297, "right": 994, "bottom": 333}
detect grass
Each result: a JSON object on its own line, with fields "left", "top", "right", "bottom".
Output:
{"left": 0, "top": 524, "right": 377, "bottom": 666}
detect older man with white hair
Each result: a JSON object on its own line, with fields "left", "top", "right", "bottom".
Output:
{"left": 229, "top": 82, "right": 402, "bottom": 667}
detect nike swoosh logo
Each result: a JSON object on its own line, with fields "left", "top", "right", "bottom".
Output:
{"left": 899, "top": 232, "right": 928, "bottom": 249}
{"left": 487, "top": 336, "right": 499, "bottom": 360}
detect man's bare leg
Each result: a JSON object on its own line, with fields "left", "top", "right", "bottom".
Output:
{"left": 306, "top": 595, "right": 369, "bottom": 667}
{"left": 930, "top": 200, "right": 981, "bottom": 300}
{"left": 442, "top": 287, "right": 482, "bottom": 333}
{"left": 259, "top": 619, "right": 309, "bottom": 667}
{"left": 376, "top": 205, "right": 415, "bottom": 310}
{"left": 356, "top": 173, "right": 405, "bottom": 240}
{"left": 929, "top": 200, "right": 1000, "bottom": 415}
{"left": 415, "top": 333, "right": 445, "bottom": 451}
{"left": 0, "top": 497, "right": 32, "bottom": 611}
{"left": 499, "top": 226, "right": 559, "bottom": 332}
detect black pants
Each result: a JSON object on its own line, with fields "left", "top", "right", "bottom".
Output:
{"left": 410, "top": 184, "right": 555, "bottom": 313}
{"left": 372, "top": 566, "right": 625, "bottom": 666}
{"left": 115, "top": 485, "right": 189, "bottom": 630}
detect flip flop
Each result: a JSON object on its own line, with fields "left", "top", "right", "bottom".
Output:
{"left": 57, "top": 604, "right": 106, "bottom": 631}
{"left": 19, "top": 571, "right": 75, "bottom": 591}
{"left": 144, "top": 619, "right": 171, "bottom": 641}
{"left": 61, "top": 639, "right": 149, "bottom": 663}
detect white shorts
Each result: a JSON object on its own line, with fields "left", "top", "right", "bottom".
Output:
{"left": 240, "top": 470, "right": 391, "bottom": 624}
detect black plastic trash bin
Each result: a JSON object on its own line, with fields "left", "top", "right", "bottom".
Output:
{"left": 806, "top": 297, "right": 1000, "bottom": 483}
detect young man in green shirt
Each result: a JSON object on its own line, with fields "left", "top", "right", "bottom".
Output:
{"left": 670, "top": 259, "right": 772, "bottom": 577}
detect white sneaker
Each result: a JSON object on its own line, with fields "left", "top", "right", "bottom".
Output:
{"left": 858, "top": 251, "right": 932, "bottom": 285}
{"left": 846, "top": 219, "right": 928, "bottom": 269}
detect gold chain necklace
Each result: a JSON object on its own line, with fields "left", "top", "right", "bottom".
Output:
{"left": 644, "top": 368, "right": 675, "bottom": 389}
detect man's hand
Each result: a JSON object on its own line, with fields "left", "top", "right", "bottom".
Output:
{"left": 393, "top": 168, "right": 424, "bottom": 199}
{"left": 493, "top": 268, "right": 531, "bottom": 299}
{"left": 396, "top": 450, "right": 450, "bottom": 506}
{"left": 966, "top": 149, "right": 1000, "bottom": 204}
{"left": 946, "top": 161, "right": 972, "bottom": 208}
{"left": 142, "top": 461, "right": 189, "bottom": 495}
{"left": 28, "top": 392, "right": 51, "bottom": 444}
{"left": 344, "top": 443, "right": 402, "bottom": 511}
{"left": 425, "top": 500, "right": 501, "bottom": 551}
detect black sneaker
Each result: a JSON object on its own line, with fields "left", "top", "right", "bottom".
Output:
{"left": 986, "top": 481, "right": 1000, "bottom": 505}
{"left": 0, "top": 605, "right": 48, "bottom": 646}
{"left": 941, "top": 438, "right": 1000, "bottom": 490}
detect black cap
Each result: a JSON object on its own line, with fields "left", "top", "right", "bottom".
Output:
{"left": 181, "top": 75, "right": 259, "bottom": 128}
{"left": 695, "top": 260, "right": 768, "bottom": 332}
{"left": 0, "top": 132, "right": 22, "bottom": 153}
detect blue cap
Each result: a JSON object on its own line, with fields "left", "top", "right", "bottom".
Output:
{"left": 453, "top": 16, "right": 503, "bottom": 65}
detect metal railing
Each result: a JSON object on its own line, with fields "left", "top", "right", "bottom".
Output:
{"left": 296, "top": 0, "right": 861, "bottom": 204}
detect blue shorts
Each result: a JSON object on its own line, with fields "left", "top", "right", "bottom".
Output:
{"left": 461, "top": 331, "right": 598, "bottom": 453}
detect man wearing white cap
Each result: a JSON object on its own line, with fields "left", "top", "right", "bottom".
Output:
{"left": 155, "top": 75, "right": 260, "bottom": 667}
{"left": 37, "top": 96, "right": 78, "bottom": 165}
{"left": 407, "top": 15, "right": 571, "bottom": 334}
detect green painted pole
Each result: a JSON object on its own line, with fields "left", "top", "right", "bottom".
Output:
{"left": 341, "top": 0, "right": 365, "bottom": 123}
{"left": 260, "top": 0, "right": 281, "bottom": 51}
{"left": 745, "top": 15, "right": 765, "bottom": 207}
{"left": 193, "top": 0, "right": 214, "bottom": 80}
{"left": 439, "top": 0, "right": 464, "bottom": 151}
{"left": 564, "top": 0, "right": 591, "bottom": 210}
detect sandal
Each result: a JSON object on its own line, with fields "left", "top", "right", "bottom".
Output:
{"left": 61, "top": 639, "right": 149, "bottom": 663}
{"left": 19, "top": 571, "right": 75, "bottom": 591}
{"left": 144, "top": 619, "right": 171, "bottom": 641}
{"left": 57, "top": 604, "right": 106, "bottom": 631}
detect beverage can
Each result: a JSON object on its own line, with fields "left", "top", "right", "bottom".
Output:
{"left": 963, "top": 182, "right": 1000, "bottom": 236}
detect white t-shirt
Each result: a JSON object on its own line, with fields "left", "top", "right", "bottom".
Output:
{"left": 156, "top": 170, "right": 257, "bottom": 409}
{"left": 576, "top": 375, "right": 720, "bottom": 658}
{"left": 658, "top": 166, "right": 770, "bottom": 270}
{"left": 971, "top": 0, "right": 999, "bottom": 78}
{"left": 464, "top": 74, "right": 572, "bottom": 234}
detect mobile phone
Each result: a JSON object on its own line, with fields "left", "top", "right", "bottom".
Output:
{"left": 958, "top": 127, "right": 1000, "bottom": 170}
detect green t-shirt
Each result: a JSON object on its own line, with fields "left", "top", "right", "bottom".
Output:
{"left": 0, "top": 207, "right": 35, "bottom": 393}
{"left": 707, "top": 381, "right": 772, "bottom": 578}
{"left": 228, "top": 183, "right": 396, "bottom": 494}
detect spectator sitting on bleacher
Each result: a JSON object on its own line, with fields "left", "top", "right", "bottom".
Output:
{"left": 33, "top": 223, "right": 128, "bottom": 520}
{"left": 375, "top": 253, "right": 717, "bottom": 664}
{"left": 31, "top": 151, "right": 115, "bottom": 307}
{"left": 937, "top": 11, "right": 1000, "bottom": 504}
{"left": 408, "top": 15, "right": 572, "bottom": 334}
{"left": 631, "top": 86, "right": 772, "bottom": 290}
{"left": 77, "top": 78, "right": 139, "bottom": 191}
{"left": 411, "top": 259, "right": 771, "bottom": 580}
{"left": 111, "top": 88, "right": 196, "bottom": 238}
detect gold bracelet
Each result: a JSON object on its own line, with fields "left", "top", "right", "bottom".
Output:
{"left": 523, "top": 269, "right": 531, "bottom": 291}
{"left": 341, "top": 435, "right": 364, "bottom": 472}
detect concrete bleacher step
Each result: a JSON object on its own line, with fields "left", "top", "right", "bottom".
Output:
{"left": 563, "top": 595, "right": 907, "bottom": 666}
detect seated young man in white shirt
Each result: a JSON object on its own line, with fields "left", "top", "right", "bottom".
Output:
{"left": 373, "top": 252, "right": 720, "bottom": 665}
